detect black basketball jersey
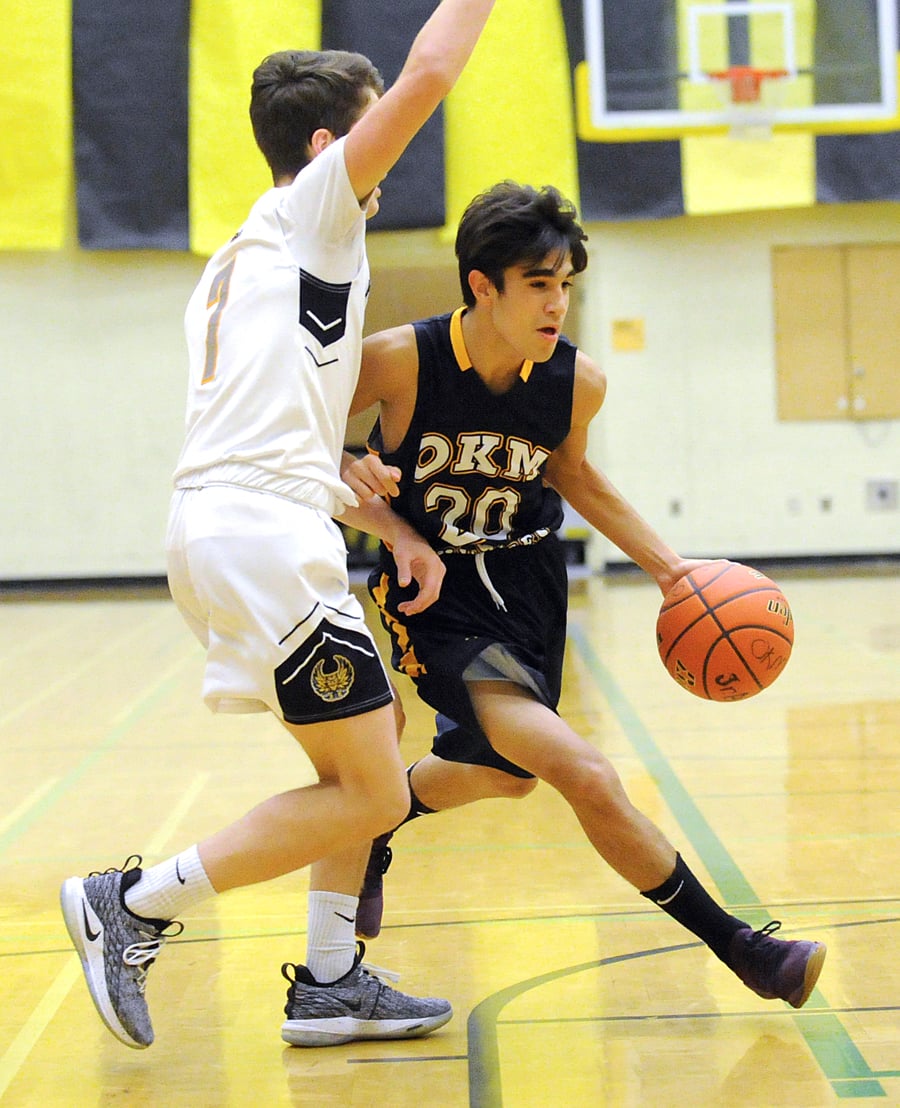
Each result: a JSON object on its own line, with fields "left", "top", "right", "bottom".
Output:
{"left": 368, "top": 308, "right": 576, "bottom": 553}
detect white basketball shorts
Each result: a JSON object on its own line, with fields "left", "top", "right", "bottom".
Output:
{"left": 166, "top": 485, "right": 393, "bottom": 724}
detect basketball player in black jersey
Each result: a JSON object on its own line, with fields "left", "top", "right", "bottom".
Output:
{"left": 344, "top": 181, "right": 826, "bottom": 1008}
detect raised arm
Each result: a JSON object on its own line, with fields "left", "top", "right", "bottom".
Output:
{"left": 543, "top": 352, "right": 709, "bottom": 596}
{"left": 344, "top": 0, "right": 496, "bottom": 201}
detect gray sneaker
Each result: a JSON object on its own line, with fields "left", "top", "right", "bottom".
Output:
{"left": 60, "top": 856, "right": 182, "bottom": 1049}
{"left": 281, "top": 942, "right": 452, "bottom": 1047}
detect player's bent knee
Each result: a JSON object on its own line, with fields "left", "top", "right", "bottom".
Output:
{"left": 335, "top": 759, "right": 408, "bottom": 838}
{"left": 345, "top": 795, "right": 406, "bottom": 841}
{"left": 493, "top": 772, "right": 538, "bottom": 799}
{"left": 365, "top": 803, "right": 407, "bottom": 839}
{"left": 366, "top": 782, "right": 409, "bottom": 837}
{"left": 555, "top": 754, "right": 625, "bottom": 812}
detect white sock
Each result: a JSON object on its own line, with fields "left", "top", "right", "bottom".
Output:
{"left": 124, "top": 845, "right": 216, "bottom": 921}
{"left": 305, "top": 891, "right": 359, "bottom": 983}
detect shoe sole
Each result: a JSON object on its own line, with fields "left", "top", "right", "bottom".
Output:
{"left": 60, "top": 877, "right": 149, "bottom": 1049}
{"left": 281, "top": 1008, "right": 452, "bottom": 1047}
{"left": 788, "top": 941, "right": 827, "bottom": 1009}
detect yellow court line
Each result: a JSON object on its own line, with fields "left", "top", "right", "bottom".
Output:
{"left": 0, "top": 620, "right": 70, "bottom": 669}
{"left": 0, "top": 773, "right": 209, "bottom": 1095}
{"left": 0, "top": 778, "right": 60, "bottom": 837}
{"left": 107, "top": 642, "right": 200, "bottom": 729}
{"left": 0, "top": 958, "right": 81, "bottom": 1100}
{"left": 144, "top": 773, "right": 212, "bottom": 858}
{"left": 0, "top": 646, "right": 202, "bottom": 860}
{"left": 0, "top": 608, "right": 176, "bottom": 729}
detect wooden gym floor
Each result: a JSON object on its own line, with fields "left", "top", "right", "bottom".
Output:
{"left": 0, "top": 564, "right": 897, "bottom": 1107}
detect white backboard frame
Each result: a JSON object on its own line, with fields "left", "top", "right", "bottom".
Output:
{"left": 581, "top": 0, "right": 899, "bottom": 139}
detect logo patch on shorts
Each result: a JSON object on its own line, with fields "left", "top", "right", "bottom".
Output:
{"left": 310, "top": 654, "right": 354, "bottom": 702}
{"left": 274, "top": 617, "right": 392, "bottom": 724}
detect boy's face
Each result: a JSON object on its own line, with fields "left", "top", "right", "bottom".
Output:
{"left": 489, "top": 252, "right": 575, "bottom": 363}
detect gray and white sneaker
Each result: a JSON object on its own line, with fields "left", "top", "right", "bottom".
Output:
{"left": 60, "top": 855, "right": 182, "bottom": 1049}
{"left": 281, "top": 942, "right": 452, "bottom": 1047}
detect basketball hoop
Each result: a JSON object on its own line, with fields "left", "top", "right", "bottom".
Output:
{"left": 708, "top": 66, "right": 789, "bottom": 104}
{"left": 706, "top": 66, "right": 790, "bottom": 139}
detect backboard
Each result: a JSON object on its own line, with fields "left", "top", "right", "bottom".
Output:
{"left": 578, "top": 0, "right": 900, "bottom": 140}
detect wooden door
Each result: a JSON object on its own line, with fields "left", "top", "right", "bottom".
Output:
{"left": 846, "top": 243, "right": 900, "bottom": 419}
{"left": 772, "top": 245, "right": 850, "bottom": 420}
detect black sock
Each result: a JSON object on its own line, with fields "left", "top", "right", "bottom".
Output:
{"left": 641, "top": 853, "right": 748, "bottom": 963}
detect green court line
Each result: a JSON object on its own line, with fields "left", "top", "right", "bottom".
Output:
{"left": 829, "top": 1082, "right": 889, "bottom": 1099}
{"left": 466, "top": 626, "right": 886, "bottom": 1105}
{"left": 568, "top": 625, "right": 761, "bottom": 911}
{"left": 568, "top": 625, "right": 884, "bottom": 1100}
{"left": 0, "top": 676, "right": 181, "bottom": 859}
{"left": 468, "top": 945, "right": 695, "bottom": 1108}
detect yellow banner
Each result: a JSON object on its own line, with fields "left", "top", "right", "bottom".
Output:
{"left": 444, "top": 0, "right": 580, "bottom": 233}
{"left": 189, "top": 0, "right": 322, "bottom": 256}
{"left": 682, "top": 131, "right": 816, "bottom": 215}
{"left": 0, "top": 0, "right": 71, "bottom": 249}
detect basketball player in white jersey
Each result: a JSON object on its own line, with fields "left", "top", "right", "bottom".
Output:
{"left": 60, "top": 0, "right": 499, "bottom": 1051}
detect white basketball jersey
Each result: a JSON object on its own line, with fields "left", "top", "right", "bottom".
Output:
{"left": 174, "top": 137, "right": 368, "bottom": 516}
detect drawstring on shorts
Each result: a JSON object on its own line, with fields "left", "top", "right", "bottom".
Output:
{"left": 475, "top": 551, "right": 507, "bottom": 611}
{"left": 436, "top": 528, "right": 551, "bottom": 613}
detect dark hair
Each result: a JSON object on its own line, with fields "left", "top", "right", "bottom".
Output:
{"left": 455, "top": 182, "right": 589, "bottom": 307}
{"left": 250, "top": 50, "right": 384, "bottom": 180}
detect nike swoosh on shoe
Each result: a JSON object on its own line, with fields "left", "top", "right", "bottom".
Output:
{"left": 82, "top": 901, "right": 102, "bottom": 943}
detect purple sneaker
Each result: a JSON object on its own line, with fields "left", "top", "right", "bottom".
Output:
{"left": 356, "top": 833, "right": 393, "bottom": 940}
{"left": 729, "top": 921, "right": 826, "bottom": 1008}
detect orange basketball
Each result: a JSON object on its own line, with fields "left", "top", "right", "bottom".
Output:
{"left": 656, "top": 561, "right": 794, "bottom": 702}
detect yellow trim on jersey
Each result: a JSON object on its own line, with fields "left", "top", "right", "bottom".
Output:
{"left": 449, "top": 307, "right": 534, "bottom": 381}
{"left": 371, "top": 572, "right": 427, "bottom": 678}
{"left": 449, "top": 307, "right": 473, "bottom": 370}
